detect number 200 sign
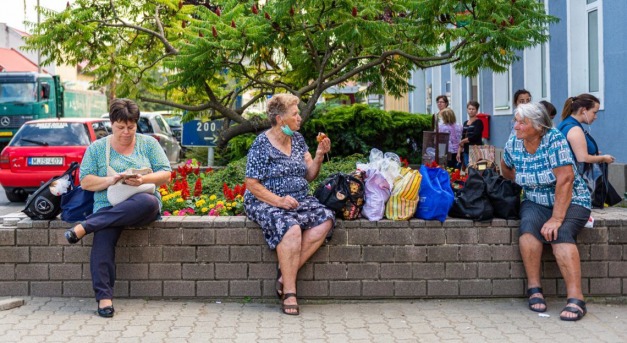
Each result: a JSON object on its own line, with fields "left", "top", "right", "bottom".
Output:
{"left": 182, "top": 119, "right": 223, "bottom": 147}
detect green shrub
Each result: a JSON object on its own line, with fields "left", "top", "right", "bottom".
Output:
{"left": 201, "top": 157, "right": 247, "bottom": 196}
{"left": 193, "top": 104, "right": 432, "bottom": 166}
{"left": 300, "top": 104, "right": 432, "bottom": 164}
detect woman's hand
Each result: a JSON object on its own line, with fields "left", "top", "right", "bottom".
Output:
{"left": 541, "top": 217, "right": 563, "bottom": 241}
{"left": 277, "top": 195, "right": 299, "bottom": 210}
{"left": 122, "top": 174, "right": 143, "bottom": 186}
{"left": 456, "top": 152, "right": 462, "bottom": 163}
{"left": 603, "top": 154, "right": 615, "bottom": 164}
{"left": 316, "top": 136, "right": 331, "bottom": 157}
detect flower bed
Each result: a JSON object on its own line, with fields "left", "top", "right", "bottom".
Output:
{"left": 160, "top": 159, "right": 246, "bottom": 216}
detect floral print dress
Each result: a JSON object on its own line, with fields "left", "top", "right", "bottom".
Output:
{"left": 244, "top": 132, "right": 335, "bottom": 249}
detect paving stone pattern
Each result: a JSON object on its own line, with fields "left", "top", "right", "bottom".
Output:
{"left": 0, "top": 297, "right": 625, "bottom": 342}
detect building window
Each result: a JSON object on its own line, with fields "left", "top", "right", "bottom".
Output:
{"left": 493, "top": 69, "right": 511, "bottom": 115}
{"left": 524, "top": 0, "right": 550, "bottom": 101}
{"left": 568, "top": 0, "right": 603, "bottom": 102}
{"left": 588, "top": 9, "right": 599, "bottom": 92}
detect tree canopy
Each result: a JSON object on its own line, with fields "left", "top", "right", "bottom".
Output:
{"left": 26, "top": 0, "right": 556, "bottom": 146}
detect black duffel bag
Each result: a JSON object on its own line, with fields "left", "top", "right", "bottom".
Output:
{"left": 23, "top": 162, "right": 80, "bottom": 220}
{"left": 448, "top": 167, "right": 494, "bottom": 221}
{"left": 482, "top": 168, "right": 522, "bottom": 219}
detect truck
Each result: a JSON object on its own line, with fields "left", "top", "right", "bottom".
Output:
{"left": 0, "top": 72, "right": 107, "bottom": 144}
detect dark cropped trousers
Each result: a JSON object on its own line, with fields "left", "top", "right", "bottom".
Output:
{"left": 82, "top": 193, "right": 160, "bottom": 301}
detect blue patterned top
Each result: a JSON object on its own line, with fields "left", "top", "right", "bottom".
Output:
{"left": 244, "top": 131, "right": 310, "bottom": 202}
{"left": 503, "top": 128, "right": 591, "bottom": 209}
{"left": 80, "top": 134, "right": 172, "bottom": 212}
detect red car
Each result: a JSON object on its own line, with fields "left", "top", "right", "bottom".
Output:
{"left": 0, "top": 118, "right": 111, "bottom": 202}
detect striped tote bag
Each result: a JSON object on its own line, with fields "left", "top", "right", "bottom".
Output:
{"left": 385, "top": 167, "right": 422, "bottom": 220}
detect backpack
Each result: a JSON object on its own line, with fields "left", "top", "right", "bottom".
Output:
{"left": 23, "top": 162, "right": 80, "bottom": 220}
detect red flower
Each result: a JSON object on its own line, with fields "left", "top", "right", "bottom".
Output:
{"left": 400, "top": 157, "right": 409, "bottom": 168}
{"left": 194, "top": 178, "right": 202, "bottom": 197}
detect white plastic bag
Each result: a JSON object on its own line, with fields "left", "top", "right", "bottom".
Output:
{"left": 356, "top": 148, "right": 401, "bottom": 188}
{"left": 361, "top": 169, "right": 391, "bottom": 221}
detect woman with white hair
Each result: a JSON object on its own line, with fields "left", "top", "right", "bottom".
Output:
{"left": 501, "top": 103, "right": 591, "bottom": 321}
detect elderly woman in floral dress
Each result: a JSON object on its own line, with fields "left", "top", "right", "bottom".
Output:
{"left": 244, "top": 94, "right": 334, "bottom": 315}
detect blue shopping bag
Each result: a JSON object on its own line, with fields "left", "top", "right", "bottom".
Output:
{"left": 60, "top": 162, "right": 94, "bottom": 222}
{"left": 415, "top": 165, "right": 454, "bottom": 222}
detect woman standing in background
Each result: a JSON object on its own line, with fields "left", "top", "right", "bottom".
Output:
{"left": 457, "top": 101, "right": 483, "bottom": 168}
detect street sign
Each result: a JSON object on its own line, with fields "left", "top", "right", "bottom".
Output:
{"left": 181, "top": 120, "right": 223, "bottom": 147}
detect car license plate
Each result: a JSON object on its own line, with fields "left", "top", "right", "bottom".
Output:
{"left": 28, "top": 157, "right": 64, "bottom": 166}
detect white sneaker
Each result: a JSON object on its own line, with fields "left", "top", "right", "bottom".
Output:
{"left": 584, "top": 216, "right": 594, "bottom": 229}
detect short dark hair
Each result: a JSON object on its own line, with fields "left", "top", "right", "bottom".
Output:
{"left": 513, "top": 89, "right": 531, "bottom": 107}
{"left": 109, "top": 98, "right": 140, "bottom": 123}
{"left": 467, "top": 100, "right": 480, "bottom": 110}
{"left": 436, "top": 95, "right": 449, "bottom": 106}
{"left": 539, "top": 100, "right": 557, "bottom": 119}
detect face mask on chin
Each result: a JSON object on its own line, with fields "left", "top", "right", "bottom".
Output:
{"left": 281, "top": 124, "right": 294, "bottom": 136}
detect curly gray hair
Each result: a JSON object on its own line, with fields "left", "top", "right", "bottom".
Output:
{"left": 267, "top": 94, "right": 299, "bottom": 126}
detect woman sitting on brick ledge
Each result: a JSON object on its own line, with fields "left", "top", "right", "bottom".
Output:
{"left": 244, "top": 94, "right": 334, "bottom": 316}
{"left": 64, "top": 99, "right": 172, "bottom": 318}
{"left": 501, "top": 103, "right": 591, "bottom": 321}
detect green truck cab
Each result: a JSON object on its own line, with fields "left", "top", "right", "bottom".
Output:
{"left": 0, "top": 72, "right": 106, "bottom": 143}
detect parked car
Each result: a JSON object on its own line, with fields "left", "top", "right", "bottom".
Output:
{"left": 164, "top": 115, "right": 182, "bottom": 144}
{"left": 0, "top": 118, "right": 111, "bottom": 202}
{"left": 136, "top": 112, "right": 182, "bottom": 163}
{"left": 101, "top": 112, "right": 182, "bottom": 164}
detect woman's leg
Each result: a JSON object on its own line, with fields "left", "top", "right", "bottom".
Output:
{"left": 276, "top": 220, "right": 333, "bottom": 314}
{"left": 86, "top": 193, "right": 160, "bottom": 309}
{"left": 519, "top": 233, "right": 546, "bottom": 311}
{"left": 552, "top": 243, "right": 584, "bottom": 319}
{"left": 276, "top": 224, "right": 303, "bottom": 314}
{"left": 90, "top": 226, "right": 124, "bottom": 307}
{"left": 72, "top": 193, "right": 160, "bottom": 238}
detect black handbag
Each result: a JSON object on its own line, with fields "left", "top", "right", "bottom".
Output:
{"left": 580, "top": 162, "right": 622, "bottom": 208}
{"left": 23, "top": 162, "right": 80, "bottom": 220}
{"left": 314, "top": 173, "right": 364, "bottom": 214}
{"left": 60, "top": 162, "right": 94, "bottom": 222}
{"left": 448, "top": 167, "right": 494, "bottom": 221}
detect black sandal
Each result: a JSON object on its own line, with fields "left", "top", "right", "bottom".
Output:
{"left": 560, "top": 298, "right": 587, "bottom": 321}
{"left": 64, "top": 227, "right": 81, "bottom": 244}
{"left": 527, "top": 287, "right": 547, "bottom": 313}
{"left": 97, "top": 305, "right": 115, "bottom": 318}
{"left": 275, "top": 266, "right": 283, "bottom": 299}
{"left": 281, "top": 293, "right": 299, "bottom": 316}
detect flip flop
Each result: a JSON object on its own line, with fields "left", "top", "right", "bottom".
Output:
{"left": 527, "top": 287, "right": 547, "bottom": 313}
{"left": 560, "top": 298, "right": 587, "bottom": 321}
{"left": 275, "top": 266, "right": 283, "bottom": 299}
{"left": 281, "top": 293, "right": 299, "bottom": 316}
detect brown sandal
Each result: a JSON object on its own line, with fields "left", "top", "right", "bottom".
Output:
{"left": 281, "top": 293, "right": 300, "bottom": 316}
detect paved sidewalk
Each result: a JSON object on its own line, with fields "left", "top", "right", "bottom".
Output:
{"left": 0, "top": 297, "right": 625, "bottom": 342}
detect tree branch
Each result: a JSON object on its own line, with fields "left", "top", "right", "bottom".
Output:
{"left": 107, "top": 0, "right": 178, "bottom": 54}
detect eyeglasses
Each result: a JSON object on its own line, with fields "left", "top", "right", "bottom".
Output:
{"left": 437, "top": 101, "right": 447, "bottom": 104}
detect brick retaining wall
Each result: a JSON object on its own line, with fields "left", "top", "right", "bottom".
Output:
{"left": 1, "top": 213, "right": 626, "bottom": 299}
